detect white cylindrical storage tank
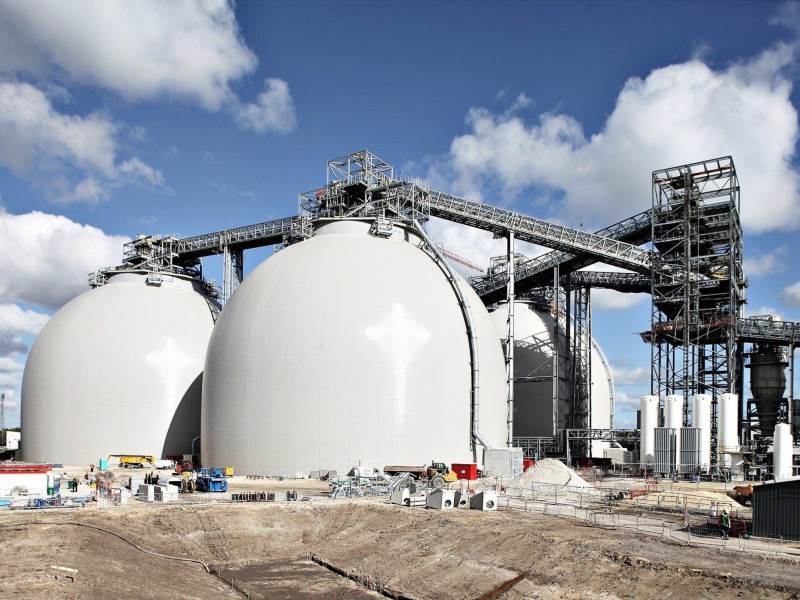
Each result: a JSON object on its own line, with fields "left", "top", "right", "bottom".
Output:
{"left": 488, "top": 301, "right": 614, "bottom": 457}
{"left": 774, "top": 422, "right": 793, "bottom": 480}
{"left": 202, "top": 220, "right": 507, "bottom": 476}
{"left": 664, "top": 394, "right": 683, "bottom": 471}
{"left": 718, "top": 393, "right": 740, "bottom": 464}
{"left": 639, "top": 395, "right": 658, "bottom": 467}
{"left": 692, "top": 394, "right": 712, "bottom": 473}
{"left": 21, "top": 272, "right": 215, "bottom": 465}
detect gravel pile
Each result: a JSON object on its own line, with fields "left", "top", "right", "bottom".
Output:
{"left": 518, "top": 458, "right": 591, "bottom": 488}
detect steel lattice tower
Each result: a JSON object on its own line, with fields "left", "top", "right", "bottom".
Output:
{"left": 648, "top": 157, "right": 745, "bottom": 463}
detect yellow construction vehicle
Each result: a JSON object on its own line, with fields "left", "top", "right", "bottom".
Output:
{"left": 110, "top": 454, "right": 155, "bottom": 469}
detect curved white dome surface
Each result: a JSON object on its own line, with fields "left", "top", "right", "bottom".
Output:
{"left": 21, "top": 272, "right": 215, "bottom": 465}
{"left": 489, "top": 301, "right": 614, "bottom": 456}
{"left": 202, "top": 221, "right": 507, "bottom": 475}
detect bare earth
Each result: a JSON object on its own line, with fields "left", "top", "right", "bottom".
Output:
{"left": 1, "top": 499, "right": 798, "bottom": 599}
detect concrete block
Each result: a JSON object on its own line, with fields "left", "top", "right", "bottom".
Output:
{"left": 426, "top": 489, "right": 456, "bottom": 510}
{"left": 469, "top": 490, "right": 497, "bottom": 511}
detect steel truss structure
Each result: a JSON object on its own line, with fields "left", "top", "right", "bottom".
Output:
{"left": 645, "top": 157, "right": 745, "bottom": 467}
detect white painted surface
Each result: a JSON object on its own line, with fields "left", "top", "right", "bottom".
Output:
{"left": 692, "top": 394, "right": 712, "bottom": 473}
{"left": 774, "top": 422, "right": 793, "bottom": 480}
{"left": 0, "top": 472, "right": 48, "bottom": 496}
{"left": 202, "top": 221, "right": 507, "bottom": 475}
{"left": 718, "top": 392, "right": 740, "bottom": 457}
{"left": 664, "top": 394, "right": 683, "bottom": 469}
{"left": 21, "top": 272, "right": 214, "bottom": 465}
{"left": 488, "top": 301, "right": 614, "bottom": 456}
{"left": 639, "top": 395, "right": 659, "bottom": 467}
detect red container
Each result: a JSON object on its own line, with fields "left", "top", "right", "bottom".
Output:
{"left": 523, "top": 459, "right": 535, "bottom": 472}
{"left": 451, "top": 463, "right": 478, "bottom": 480}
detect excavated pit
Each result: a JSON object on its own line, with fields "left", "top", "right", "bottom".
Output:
{"left": 1, "top": 499, "right": 799, "bottom": 599}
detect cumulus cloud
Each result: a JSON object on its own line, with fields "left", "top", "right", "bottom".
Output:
{"left": 610, "top": 364, "right": 650, "bottom": 386}
{"left": 235, "top": 78, "right": 297, "bottom": 134}
{"left": 744, "top": 246, "right": 787, "bottom": 277}
{"left": 434, "top": 43, "right": 800, "bottom": 233}
{"left": 781, "top": 281, "right": 800, "bottom": 308}
{"left": 0, "top": 0, "right": 255, "bottom": 109}
{"left": 0, "top": 0, "right": 296, "bottom": 133}
{"left": 0, "top": 304, "right": 49, "bottom": 356}
{"left": 0, "top": 208, "right": 129, "bottom": 309}
{"left": 0, "top": 81, "right": 164, "bottom": 204}
{"left": 424, "top": 217, "right": 544, "bottom": 275}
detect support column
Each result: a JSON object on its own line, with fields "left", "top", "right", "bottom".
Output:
{"left": 790, "top": 346, "right": 796, "bottom": 436}
{"left": 222, "top": 245, "right": 244, "bottom": 303}
{"left": 506, "top": 232, "right": 515, "bottom": 447}
{"left": 552, "top": 265, "right": 560, "bottom": 437}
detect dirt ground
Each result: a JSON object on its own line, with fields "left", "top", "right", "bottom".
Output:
{"left": 1, "top": 499, "right": 799, "bottom": 599}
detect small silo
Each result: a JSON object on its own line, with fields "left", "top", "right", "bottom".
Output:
{"left": 488, "top": 301, "right": 615, "bottom": 456}
{"left": 21, "top": 271, "right": 216, "bottom": 465}
{"left": 201, "top": 219, "right": 507, "bottom": 475}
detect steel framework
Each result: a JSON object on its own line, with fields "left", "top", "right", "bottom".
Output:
{"left": 646, "top": 157, "right": 745, "bottom": 450}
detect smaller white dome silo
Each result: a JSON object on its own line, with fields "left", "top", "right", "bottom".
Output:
{"left": 21, "top": 271, "right": 216, "bottom": 465}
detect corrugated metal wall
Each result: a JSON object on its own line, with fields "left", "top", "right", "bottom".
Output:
{"left": 753, "top": 480, "right": 800, "bottom": 541}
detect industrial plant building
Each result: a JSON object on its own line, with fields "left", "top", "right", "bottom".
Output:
{"left": 17, "top": 150, "right": 800, "bottom": 481}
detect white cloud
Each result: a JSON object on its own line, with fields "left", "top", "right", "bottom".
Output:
{"left": 781, "top": 281, "right": 800, "bottom": 308}
{"left": 0, "top": 1, "right": 297, "bottom": 133}
{"left": 610, "top": 364, "right": 650, "bottom": 386}
{"left": 0, "top": 81, "right": 164, "bottom": 204}
{"left": 591, "top": 290, "right": 649, "bottom": 311}
{"left": 0, "top": 304, "right": 49, "bottom": 356}
{"left": 743, "top": 246, "right": 787, "bottom": 277}
{"left": 0, "top": 208, "right": 129, "bottom": 310}
{"left": 436, "top": 43, "right": 800, "bottom": 233}
{"left": 0, "top": 0, "right": 255, "bottom": 110}
{"left": 235, "top": 78, "right": 297, "bottom": 134}
{"left": 424, "top": 217, "right": 545, "bottom": 276}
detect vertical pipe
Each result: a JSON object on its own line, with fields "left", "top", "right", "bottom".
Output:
{"left": 506, "top": 232, "right": 515, "bottom": 447}
{"left": 586, "top": 288, "right": 593, "bottom": 459}
{"left": 790, "top": 347, "right": 795, "bottom": 436}
{"left": 412, "top": 220, "right": 488, "bottom": 458}
{"left": 553, "top": 265, "right": 560, "bottom": 437}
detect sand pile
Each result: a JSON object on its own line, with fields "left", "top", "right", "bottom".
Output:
{"left": 518, "top": 459, "right": 591, "bottom": 488}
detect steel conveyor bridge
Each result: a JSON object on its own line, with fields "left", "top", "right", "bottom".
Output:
{"left": 472, "top": 210, "right": 652, "bottom": 304}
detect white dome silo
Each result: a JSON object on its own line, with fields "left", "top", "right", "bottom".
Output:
{"left": 21, "top": 272, "right": 215, "bottom": 465}
{"left": 201, "top": 220, "right": 507, "bottom": 476}
{"left": 489, "top": 301, "right": 614, "bottom": 457}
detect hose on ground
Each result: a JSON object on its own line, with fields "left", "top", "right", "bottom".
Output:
{"left": 0, "top": 520, "right": 211, "bottom": 572}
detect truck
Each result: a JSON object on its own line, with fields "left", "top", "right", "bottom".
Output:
{"left": 111, "top": 455, "right": 155, "bottom": 469}
{"left": 384, "top": 461, "right": 458, "bottom": 489}
{"left": 154, "top": 459, "right": 176, "bottom": 470}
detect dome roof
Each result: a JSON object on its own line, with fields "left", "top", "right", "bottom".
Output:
{"left": 202, "top": 222, "right": 507, "bottom": 475}
{"left": 21, "top": 272, "right": 215, "bottom": 464}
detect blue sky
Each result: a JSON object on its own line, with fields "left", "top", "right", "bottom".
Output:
{"left": 1, "top": 1, "right": 800, "bottom": 428}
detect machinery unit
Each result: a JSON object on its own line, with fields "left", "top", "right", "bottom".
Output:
{"left": 654, "top": 428, "right": 677, "bottom": 476}
{"left": 21, "top": 272, "right": 215, "bottom": 465}
{"left": 202, "top": 219, "right": 508, "bottom": 476}
{"left": 195, "top": 468, "right": 228, "bottom": 493}
{"left": 747, "top": 346, "right": 789, "bottom": 439}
